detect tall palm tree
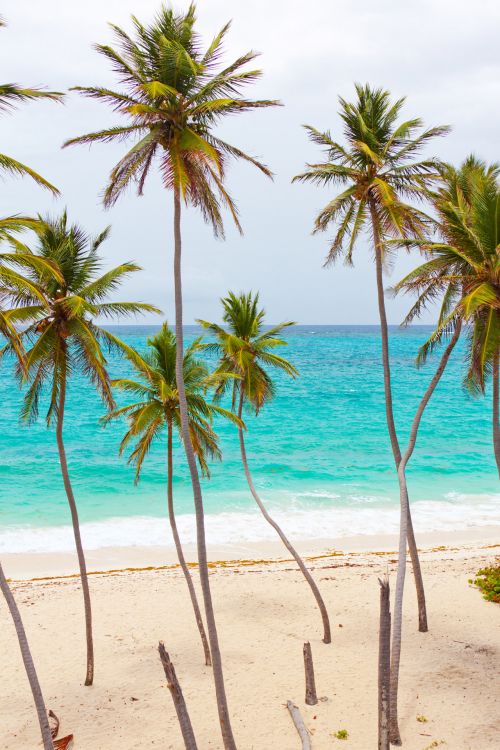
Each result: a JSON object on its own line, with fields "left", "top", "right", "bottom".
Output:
{"left": 104, "top": 322, "right": 241, "bottom": 666}
{"left": 294, "top": 84, "right": 449, "bottom": 744}
{"left": 198, "top": 291, "right": 332, "bottom": 643}
{"left": 1, "top": 18, "right": 62, "bottom": 192}
{"left": 0, "top": 212, "right": 159, "bottom": 686}
{"left": 0, "top": 562, "right": 54, "bottom": 750}
{"left": 395, "top": 157, "right": 500, "bottom": 475}
{"left": 64, "top": 6, "right": 277, "bottom": 745}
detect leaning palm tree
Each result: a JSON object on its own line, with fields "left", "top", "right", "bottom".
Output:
{"left": 294, "top": 84, "right": 449, "bottom": 744}
{"left": 199, "top": 291, "right": 331, "bottom": 644}
{"left": 395, "top": 156, "right": 500, "bottom": 475}
{"left": 0, "top": 212, "right": 159, "bottom": 687}
{"left": 0, "top": 18, "right": 62, "bottom": 192}
{"left": 64, "top": 6, "right": 277, "bottom": 745}
{"left": 104, "top": 323, "right": 241, "bottom": 666}
{"left": 0, "top": 561, "right": 54, "bottom": 750}
{"left": 0, "top": 255, "right": 69, "bottom": 749}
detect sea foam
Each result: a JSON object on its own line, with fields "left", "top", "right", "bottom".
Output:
{"left": 1, "top": 493, "right": 499, "bottom": 554}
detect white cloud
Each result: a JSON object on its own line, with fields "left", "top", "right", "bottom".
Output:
{"left": 1, "top": 0, "right": 499, "bottom": 323}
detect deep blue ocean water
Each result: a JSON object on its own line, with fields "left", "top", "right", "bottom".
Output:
{"left": 1, "top": 325, "right": 498, "bottom": 552}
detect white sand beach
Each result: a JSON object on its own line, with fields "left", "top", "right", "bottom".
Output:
{"left": 1, "top": 533, "right": 499, "bottom": 749}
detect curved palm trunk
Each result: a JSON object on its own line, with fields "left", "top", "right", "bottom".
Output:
{"left": 493, "top": 351, "right": 500, "bottom": 478}
{"left": 56, "top": 374, "right": 94, "bottom": 686}
{"left": 0, "top": 561, "right": 54, "bottom": 750}
{"left": 167, "top": 421, "right": 212, "bottom": 666}
{"left": 237, "top": 391, "right": 331, "bottom": 644}
{"left": 371, "top": 219, "right": 428, "bottom": 636}
{"left": 388, "top": 321, "right": 462, "bottom": 745}
{"left": 172, "top": 188, "right": 237, "bottom": 750}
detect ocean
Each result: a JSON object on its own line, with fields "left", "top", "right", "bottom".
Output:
{"left": 0, "top": 324, "right": 498, "bottom": 553}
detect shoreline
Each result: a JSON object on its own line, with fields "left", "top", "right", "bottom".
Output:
{"left": 3, "top": 525, "right": 499, "bottom": 579}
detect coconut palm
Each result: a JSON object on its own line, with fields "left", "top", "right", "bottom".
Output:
{"left": 198, "top": 291, "right": 332, "bottom": 643}
{"left": 104, "top": 322, "right": 241, "bottom": 666}
{"left": 0, "top": 251, "right": 66, "bottom": 747}
{"left": 1, "top": 18, "right": 62, "bottom": 192}
{"left": 395, "top": 157, "right": 500, "bottom": 475}
{"left": 0, "top": 212, "right": 159, "bottom": 686}
{"left": 0, "top": 561, "right": 54, "bottom": 750}
{"left": 64, "top": 6, "right": 277, "bottom": 745}
{"left": 294, "top": 83, "right": 449, "bottom": 744}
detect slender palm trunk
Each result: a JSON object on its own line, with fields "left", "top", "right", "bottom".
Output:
{"left": 388, "top": 470, "right": 408, "bottom": 747}
{"left": 237, "top": 390, "right": 331, "bottom": 644}
{"left": 386, "top": 317, "right": 462, "bottom": 744}
{"left": 56, "top": 374, "right": 94, "bottom": 686}
{"left": 371, "top": 212, "right": 428, "bottom": 636}
{"left": 493, "top": 351, "right": 500, "bottom": 478}
{"left": 378, "top": 576, "right": 391, "bottom": 750}
{"left": 167, "top": 421, "right": 212, "bottom": 666}
{"left": 172, "top": 188, "right": 237, "bottom": 750}
{"left": 0, "top": 561, "right": 54, "bottom": 750}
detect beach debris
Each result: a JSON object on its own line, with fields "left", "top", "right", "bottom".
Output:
{"left": 48, "top": 708, "right": 74, "bottom": 749}
{"left": 286, "top": 700, "right": 311, "bottom": 750}
{"left": 158, "top": 642, "right": 198, "bottom": 750}
{"left": 54, "top": 736, "right": 74, "bottom": 750}
{"left": 333, "top": 729, "right": 349, "bottom": 740}
{"left": 378, "top": 577, "right": 391, "bottom": 750}
{"left": 48, "top": 710, "right": 59, "bottom": 738}
{"left": 303, "top": 642, "right": 318, "bottom": 706}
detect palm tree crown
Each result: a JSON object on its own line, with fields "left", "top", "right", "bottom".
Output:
{"left": 64, "top": 2, "right": 277, "bottom": 233}
{"left": 395, "top": 156, "right": 500, "bottom": 391}
{"left": 293, "top": 83, "right": 449, "bottom": 264}
{"left": 104, "top": 322, "right": 240, "bottom": 479}
{"left": 0, "top": 211, "right": 159, "bottom": 421}
{"left": 1, "top": 18, "right": 62, "bottom": 193}
{"left": 198, "top": 291, "right": 297, "bottom": 413}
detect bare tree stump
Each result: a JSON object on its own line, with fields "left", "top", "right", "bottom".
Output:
{"left": 287, "top": 700, "right": 312, "bottom": 750}
{"left": 378, "top": 577, "right": 391, "bottom": 750}
{"left": 158, "top": 642, "right": 198, "bottom": 750}
{"left": 303, "top": 642, "right": 318, "bottom": 706}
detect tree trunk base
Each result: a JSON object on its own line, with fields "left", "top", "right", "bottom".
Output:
{"left": 389, "top": 721, "right": 402, "bottom": 746}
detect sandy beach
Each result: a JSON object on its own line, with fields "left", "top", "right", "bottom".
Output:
{"left": 1, "top": 533, "right": 499, "bottom": 749}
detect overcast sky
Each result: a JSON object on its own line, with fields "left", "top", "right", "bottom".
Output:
{"left": 2, "top": 0, "right": 499, "bottom": 324}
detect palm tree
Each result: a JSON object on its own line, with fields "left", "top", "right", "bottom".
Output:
{"left": 0, "top": 212, "right": 159, "bottom": 686}
{"left": 64, "top": 6, "right": 277, "bottom": 745}
{"left": 1, "top": 18, "right": 62, "bottom": 192}
{"left": 0, "top": 561, "right": 54, "bottom": 749}
{"left": 294, "top": 84, "right": 449, "bottom": 744}
{"left": 395, "top": 157, "right": 500, "bottom": 475}
{"left": 198, "top": 291, "right": 332, "bottom": 643}
{"left": 104, "top": 322, "right": 241, "bottom": 666}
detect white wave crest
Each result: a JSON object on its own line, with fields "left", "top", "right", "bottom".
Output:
{"left": 1, "top": 493, "right": 499, "bottom": 553}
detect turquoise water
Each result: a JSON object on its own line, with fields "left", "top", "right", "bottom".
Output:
{"left": 0, "top": 325, "right": 498, "bottom": 552}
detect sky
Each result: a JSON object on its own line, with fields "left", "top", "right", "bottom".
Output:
{"left": 2, "top": 0, "right": 500, "bottom": 324}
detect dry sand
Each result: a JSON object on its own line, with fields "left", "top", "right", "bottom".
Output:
{"left": 1, "top": 537, "right": 499, "bottom": 749}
